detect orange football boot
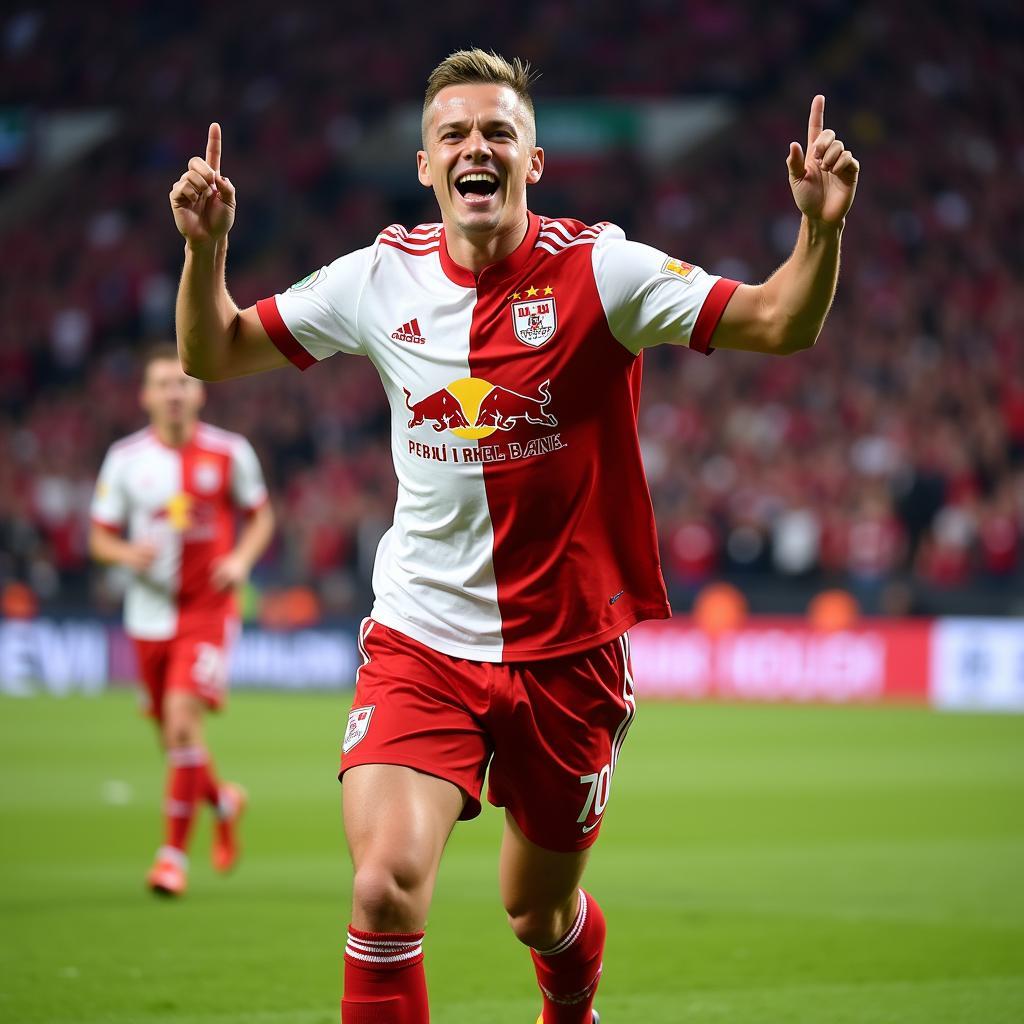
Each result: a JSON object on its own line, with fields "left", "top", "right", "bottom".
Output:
{"left": 147, "top": 848, "right": 187, "bottom": 897}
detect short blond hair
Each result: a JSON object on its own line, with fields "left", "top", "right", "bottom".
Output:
{"left": 423, "top": 49, "right": 538, "bottom": 143}
{"left": 142, "top": 342, "right": 182, "bottom": 378}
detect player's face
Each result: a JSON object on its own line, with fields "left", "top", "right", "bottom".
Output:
{"left": 141, "top": 359, "right": 205, "bottom": 431}
{"left": 418, "top": 83, "right": 543, "bottom": 238}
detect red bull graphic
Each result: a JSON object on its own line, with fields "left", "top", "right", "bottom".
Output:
{"left": 403, "top": 387, "right": 471, "bottom": 432}
{"left": 402, "top": 377, "right": 566, "bottom": 464}
{"left": 403, "top": 378, "right": 559, "bottom": 438}
{"left": 151, "top": 493, "right": 218, "bottom": 540}
{"left": 474, "top": 380, "right": 558, "bottom": 431}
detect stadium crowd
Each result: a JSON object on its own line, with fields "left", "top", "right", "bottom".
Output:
{"left": 2, "top": 1, "right": 1022, "bottom": 617}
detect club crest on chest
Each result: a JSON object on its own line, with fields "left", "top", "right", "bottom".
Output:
{"left": 508, "top": 286, "right": 557, "bottom": 348}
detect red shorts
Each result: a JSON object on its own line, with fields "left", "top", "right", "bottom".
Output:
{"left": 340, "top": 619, "right": 637, "bottom": 853}
{"left": 132, "top": 619, "right": 238, "bottom": 722}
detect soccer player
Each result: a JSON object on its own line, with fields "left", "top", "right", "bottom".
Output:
{"left": 169, "top": 50, "right": 858, "bottom": 1021}
{"left": 90, "top": 344, "right": 274, "bottom": 897}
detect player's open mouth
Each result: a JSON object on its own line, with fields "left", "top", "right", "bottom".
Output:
{"left": 454, "top": 171, "right": 500, "bottom": 205}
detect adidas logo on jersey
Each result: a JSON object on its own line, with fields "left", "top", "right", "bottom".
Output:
{"left": 391, "top": 318, "right": 426, "bottom": 345}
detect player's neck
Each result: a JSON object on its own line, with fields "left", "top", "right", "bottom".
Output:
{"left": 443, "top": 212, "right": 530, "bottom": 276}
{"left": 152, "top": 420, "right": 197, "bottom": 448}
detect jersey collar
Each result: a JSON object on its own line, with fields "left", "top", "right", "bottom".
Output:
{"left": 438, "top": 212, "right": 541, "bottom": 288}
{"left": 148, "top": 422, "right": 199, "bottom": 451}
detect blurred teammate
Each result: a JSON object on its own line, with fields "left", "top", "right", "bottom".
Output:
{"left": 169, "top": 50, "right": 858, "bottom": 1021}
{"left": 90, "top": 344, "right": 274, "bottom": 896}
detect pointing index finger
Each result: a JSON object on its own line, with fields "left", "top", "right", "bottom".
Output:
{"left": 807, "top": 95, "right": 824, "bottom": 152}
{"left": 206, "top": 122, "right": 222, "bottom": 176}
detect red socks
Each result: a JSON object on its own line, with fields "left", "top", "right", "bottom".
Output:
{"left": 338, "top": 896, "right": 603, "bottom": 1023}
{"left": 531, "top": 890, "right": 606, "bottom": 1024}
{"left": 164, "top": 746, "right": 220, "bottom": 853}
{"left": 342, "top": 927, "right": 428, "bottom": 1023}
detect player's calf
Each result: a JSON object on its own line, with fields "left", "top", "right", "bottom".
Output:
{"left": 528, "top": 890, "right": 606, "bottom": 1024}
{"left": 212, "top": 781, "right": 247, "bottom": 873}
{"left": 507, "top": 890, "right": 582, "bottom": 951}
{"left": 342, "top": 927, "right": 428, "bottom": 1024}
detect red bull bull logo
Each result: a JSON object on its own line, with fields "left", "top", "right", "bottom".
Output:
{"left": 160, "top": 492, "right": 194, "bottom": 531}
{"left": 403, "top": 387, "right": 470, "bottom": 432}
{"left": 403, "top": 378, "right": 558, "bottom": 438}
{"left": 152, "top": 493, "right": 217, "bottom": 539}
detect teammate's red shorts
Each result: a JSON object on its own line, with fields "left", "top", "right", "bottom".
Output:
{"left": 340, "top": 618, "right": 637, "bottom": 853}
{"left": 132, "top": 619, "right": 238, "bottom": 722}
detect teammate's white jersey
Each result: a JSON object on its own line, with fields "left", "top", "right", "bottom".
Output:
{"left": 259, "top": 213, "right": 738, "bottom": 661}
{"left": 91, "top": 423, "right": 268, "bottom": 639}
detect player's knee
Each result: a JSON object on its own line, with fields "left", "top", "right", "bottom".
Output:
{"left": 505, "top": 903, "right": 565, "bottom": 950}
{"left": 351, "top": 862, "right": 425, "bottom": 932}
{"left": 162, "top": 714, "right": 199, "bottom": 751}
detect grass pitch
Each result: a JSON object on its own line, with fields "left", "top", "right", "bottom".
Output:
{"left": 1, "top": 691, "right": 1022, "bottom": 1023}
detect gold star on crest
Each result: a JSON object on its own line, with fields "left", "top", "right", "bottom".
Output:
{"left": 525, "top": 285, "right": 539, "bottom": 297}
{"left": 509, "top": 291, "right": 521, "bottom": 301}
{"left": 543, "top": 285, "right": 554, "bottom": 296}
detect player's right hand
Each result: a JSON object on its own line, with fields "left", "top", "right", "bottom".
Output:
{"left": 122, "top": 542, "right": 158, "bottom": 573}
{"left": 169, "top": 123, "right": 235, "bottom": 247}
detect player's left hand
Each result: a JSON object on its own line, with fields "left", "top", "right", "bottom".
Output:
{"left": 210, "top": 552, "right": 249, "bottom": 592}
{"left": 786, "top": 95, "right": 860, "bottom": 226}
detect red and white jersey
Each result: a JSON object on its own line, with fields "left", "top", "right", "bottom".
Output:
{"left": 258, "top": 213, "right": 738, "bottom": 662}
{"left": 91, "top": 423, "right": 268, "bottom": 640}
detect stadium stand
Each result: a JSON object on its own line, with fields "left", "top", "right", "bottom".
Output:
{"left": 1, "top": 1, "right": 1021, "bottom": 617}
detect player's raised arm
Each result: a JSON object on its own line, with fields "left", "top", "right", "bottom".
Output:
{"left": 170, "top": 123, "right": 288, "bottom": 380}
{"left": 711, "top": 95, "right": 860, "bottom": 355}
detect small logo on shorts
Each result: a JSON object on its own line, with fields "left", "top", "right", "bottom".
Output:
{"left": 609, "top": 590, "right": 625, "bottom": 605}
{"left": 343, "top": 705, "right": 375, "bottom": 754}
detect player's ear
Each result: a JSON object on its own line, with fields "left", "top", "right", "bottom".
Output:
{"left": 417, "top": 150, "right": 432, "bottom": 188}
{"left": 526, "top": 147, "right": 544, "bottom": 186}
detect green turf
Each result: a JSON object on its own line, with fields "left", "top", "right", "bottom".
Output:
{"left": 1, "top": 691, "right": 1022, "bottom": 1023}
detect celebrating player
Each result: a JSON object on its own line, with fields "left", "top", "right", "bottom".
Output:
{"left": 169, "top": 49, "right": 858, "bottom": 1022}
{"left": 90, "top": 345, "right": 274, "bottom": 897}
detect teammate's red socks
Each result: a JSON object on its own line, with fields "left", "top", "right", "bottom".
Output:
{"left": 531, "top": 890, "right": 606, "bottom": 1024}
{"left": 342, "top": 926, "right": 428, "bottom": 1023}
{"left": 164, "top": 746, "right": 218, "bottom": 853}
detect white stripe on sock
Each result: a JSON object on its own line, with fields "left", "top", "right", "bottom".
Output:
{"left": 343, "top": 945, "right": 424, "bottom": 965}
{"left": 168, "top": 746, "right": 208, "bottom": 768}
{"left": 345, "top": 930, "right": 423, "bottom": 965}
{"left": 164, "top": 798, "right": 192, "bottom": 818}
{"left": 155, "top": 845, "right": 188, "bottom": 869}
{"left": 346, "top": 936, "right": 423, "bottom": 953}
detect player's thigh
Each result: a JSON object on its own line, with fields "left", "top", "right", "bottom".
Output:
{"left": 344, "top": 763, "right": 464, "bottom": 870}
{"left": 499, "top": 810, "right": 589, "bottom": 916}
{"left": 488, "top": 631, "right": 636, "bottom": 853}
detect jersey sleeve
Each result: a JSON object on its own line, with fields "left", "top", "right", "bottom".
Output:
{"left": 230, "top": 437, "right": 269, "bottom": 512}
{"left": 255, "top": 246, "right": 374, "bottom": 369}
{"left": 91, "top": 449, "right": 127, "bottom": 529}
{"left": 592, "top": 225, "right": 740, "bottom": 355}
